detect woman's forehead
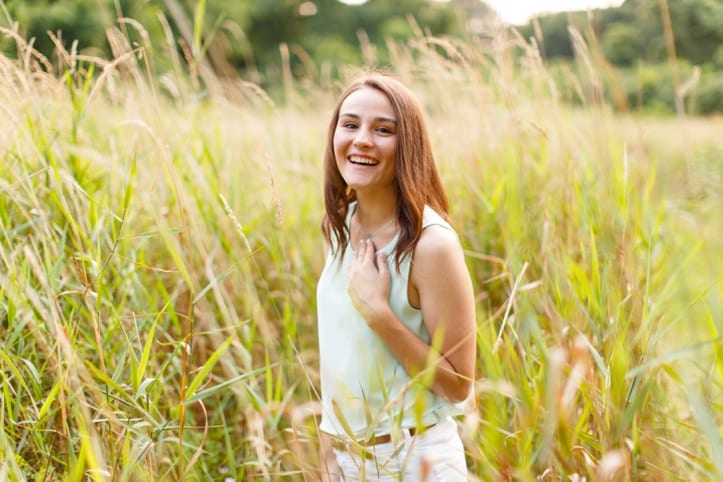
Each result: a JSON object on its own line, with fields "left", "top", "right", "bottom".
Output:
{"left": 339, "top": 87, "right": 395, "bottom": 116}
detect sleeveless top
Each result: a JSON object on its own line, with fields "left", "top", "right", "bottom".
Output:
{"left": 316, "top": 203, "right": 467, "bottom": 440}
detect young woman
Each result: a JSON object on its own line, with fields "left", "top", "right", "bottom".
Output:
{"left": 316, "top": 73, "right": 476, "bottom": 481}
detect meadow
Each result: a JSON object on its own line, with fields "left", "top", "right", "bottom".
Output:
{"left": 0, "top": 21, "right": 721, "bottom": 481}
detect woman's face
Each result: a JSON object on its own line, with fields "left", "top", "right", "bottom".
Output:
{"left": 333, "top": 87, "right": 398, "bottom": 196}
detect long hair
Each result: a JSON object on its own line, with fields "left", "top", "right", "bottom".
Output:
{"left": 321, "top": 73, "right": 450, "bottom": 269}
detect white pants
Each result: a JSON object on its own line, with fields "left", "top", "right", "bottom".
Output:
{"left": 332, "top": 417, "right": 468, "bottom": 481}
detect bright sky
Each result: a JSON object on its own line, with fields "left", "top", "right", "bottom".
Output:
{"left": 339, "top": 1, "right": 625, "bottom": 26}
{"left": 479, "top": 0, "right": 625, "bottom": 25}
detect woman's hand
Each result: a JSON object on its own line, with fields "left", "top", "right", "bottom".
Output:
{"left": 347, "top": 239, "right": 391, "bottom": 326}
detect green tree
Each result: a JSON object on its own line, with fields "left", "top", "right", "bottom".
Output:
{"left": 665, "top": 0, "right": 723, "bottom": 66}
{"left": 516, "top": 12, "right": 578, "bottom": 60}
{"left": 5, "top": 0, "right": 112, "bottom": 58}
{"left": 601, "top": 22, "right": 644, "bottom": 66}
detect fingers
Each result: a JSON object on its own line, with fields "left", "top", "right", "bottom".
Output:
{"left": 352, "top": 238, "right": 384, "bottom": 273}
{"left": 354, "top": 238, "right": 375, "bottom": 260}
{"left": 347, "top": 240, "right": 391, "bottom": 321}
{"left": 362, "top": 239, "right": 377, "bottom": 264}
{"left": 376, "top": 251, "right": 388, "bottom": 274}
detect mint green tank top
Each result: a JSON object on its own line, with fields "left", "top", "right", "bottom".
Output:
{"left": 316, "top": 204, "right": 466, "bottom": 440}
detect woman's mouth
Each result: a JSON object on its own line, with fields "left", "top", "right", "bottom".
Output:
{"left": 349, "top": 155, "right": 379, "bottom": 166}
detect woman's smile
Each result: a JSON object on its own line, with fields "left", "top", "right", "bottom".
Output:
{"left": 348, "top": 155, "right": 379, "bottom": 166}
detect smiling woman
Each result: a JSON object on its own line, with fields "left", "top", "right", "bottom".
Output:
{"left": 333, "top": 88, "right": 398, "bottom": 196}
{"left": 315, "top": 72, "right": 477, "bottom": 481}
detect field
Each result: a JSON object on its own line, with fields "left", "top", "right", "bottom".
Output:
{"left": 0, "top": 25, "right": 721, "bottom": 481}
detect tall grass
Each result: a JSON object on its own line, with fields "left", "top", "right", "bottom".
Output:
{"left": 0, "top": 16, "right": 721, "bottom": 482}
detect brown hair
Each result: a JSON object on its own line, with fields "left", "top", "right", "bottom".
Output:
{"left": 321, "top": 73, "right": 450, "bottom": 268}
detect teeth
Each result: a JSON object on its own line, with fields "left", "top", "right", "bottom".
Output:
{"left": 349, "top": 156, "right": 378, "bottom": 165}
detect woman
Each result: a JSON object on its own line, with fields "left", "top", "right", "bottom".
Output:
{"left": 316, "top": 72, "right": 476, "bottom": 481}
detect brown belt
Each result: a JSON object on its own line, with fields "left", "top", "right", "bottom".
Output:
{"left": 331, "top": 424, "right": 436, "bottom": 452}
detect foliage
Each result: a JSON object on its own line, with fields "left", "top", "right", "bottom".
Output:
{"left": 3, "top": 0, "right": 110, "bottom": 56}
{"left": 0, "top": 0, "right": 464, "bottom": 85}
{"left": 513, "top": 0, "right": 723, "bottom": 114}
{"left": 600, "top": 22, "right": 644, "bottom": 66}
{"left": 516, "top": 0, "right": 723, "bottom": 66}
{"left": 1, "top": 0, "right": 721, "bottom": 113}
{"left": 691, "top": 67, "right": 723, "bottom": 115}
{"left": 0, "top": 18, "right": 721, "bottom": 481}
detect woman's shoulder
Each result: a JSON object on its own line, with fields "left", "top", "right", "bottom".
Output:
{"left": 411, "top": 210, "right": 468, "bottom": 293}
{"left": 416, "top": 206, "right": 460, "bottom": 259}
{"left": 421, "top": 205, "right": 455, "bottom": 234}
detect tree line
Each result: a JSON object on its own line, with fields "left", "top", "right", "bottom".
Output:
{"left": 1, "top": 0, "right": 720, "bottom": 113}
{"left": 514, "top": 0, "right": 723, "bottom": 114}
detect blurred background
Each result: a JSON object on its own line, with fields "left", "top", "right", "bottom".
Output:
{"left": 1, "top": 0, "right": 721, "bottom": 115}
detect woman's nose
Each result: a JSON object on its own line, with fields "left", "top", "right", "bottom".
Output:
{"left": 353, "top": 129, "right": 373, "bottom": 148}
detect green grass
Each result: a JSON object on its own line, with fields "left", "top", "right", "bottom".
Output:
{"left": 0, "top": 22, "right": 721, "bottom": 481}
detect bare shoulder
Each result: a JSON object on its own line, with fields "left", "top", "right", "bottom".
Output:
{"left": 411, "top": 224, "right": 469, "bottom": 285}
{"left": 409, "top": 224, "right": 469, "bottom": 308}
{"left": 413, "top": 224, "right": 463, "bottom": 262}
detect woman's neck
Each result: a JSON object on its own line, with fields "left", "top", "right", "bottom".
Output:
{"left": 353, "top": 193, "right": 398, "bottom": 244}
{"left": 354, "top": 193, "right": 396, "bottom": 226}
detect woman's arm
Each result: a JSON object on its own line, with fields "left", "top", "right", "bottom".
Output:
{"left": 347, "top": 226, "right": 476, "bottom": 402}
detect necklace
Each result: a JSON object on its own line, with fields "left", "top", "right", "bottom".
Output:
{"left": 356, "top": 213, "right": 397, "bottom": 241}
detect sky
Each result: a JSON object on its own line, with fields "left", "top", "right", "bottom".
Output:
{"left": 339, "top": 1, "right": 626, "bottom": 26}
{"left": 484, "top": 0, "right": 625, "bottom": 25}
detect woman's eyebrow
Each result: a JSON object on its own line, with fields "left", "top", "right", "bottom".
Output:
{"left": 339, "top": 112, "right": 397, "bottom": 124}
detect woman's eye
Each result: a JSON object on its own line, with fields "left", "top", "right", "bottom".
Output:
{"left": 342, "top": 122, "right": 357, "bottom": 129}
{"left": 377, "top": 126, "right": 393, "bottom": 134}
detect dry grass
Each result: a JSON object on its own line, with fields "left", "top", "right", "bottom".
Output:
{"left": 0, "top": 18, "right": 721, "bottom": 482}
